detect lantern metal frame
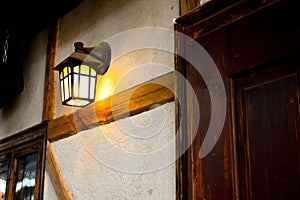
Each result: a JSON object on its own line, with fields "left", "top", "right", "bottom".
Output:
{"left": 54, "top": 42, "right": 111, "bottom": 107}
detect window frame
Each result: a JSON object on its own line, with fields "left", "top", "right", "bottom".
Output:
{"left": 0, "top": 122, "right": 47, "bottom": 200}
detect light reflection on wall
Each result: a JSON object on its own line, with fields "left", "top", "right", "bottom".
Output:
{"left": 95, "top": 49, "right": 174, "bottom": 102}
{"left": 96, "top": 75, "right": 115, "bottom": 101}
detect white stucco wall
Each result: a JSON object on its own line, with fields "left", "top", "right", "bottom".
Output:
{"left": 0, "top": 29, "right": 48, "bottom": 138}
{"left": 54, "top": 0, "right": 178, "bottom": 117}
{"left": 45, "top": 102, "right": 175, "bottom": 200}
{"left": 47, "top": 0, "right": 179, "bottom": 199}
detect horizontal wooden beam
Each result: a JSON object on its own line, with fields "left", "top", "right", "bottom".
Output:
{"left": 48, "top": 71, "right": 175, "bottom": 142}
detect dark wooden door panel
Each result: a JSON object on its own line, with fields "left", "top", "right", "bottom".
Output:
{"left": 186, "top": 61, "right": 232, "bottom": 200}
{"left": 234, "top": 63, "right": 300, "bottom": 200}
{"left": 175, "top": 0, "right": 300, "bottom": 200}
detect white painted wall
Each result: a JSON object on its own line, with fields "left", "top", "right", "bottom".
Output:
{"left": 47, "top": 0, "right": 179, "bottom": 199}
{"left": 54, "top": 0, "right": 179, "bottom": 117}
{"left": 0, "top": 29, "right": 48, "bottom": 138}
{"left": 45, "top": 102, "right": 175, "bottom": 200}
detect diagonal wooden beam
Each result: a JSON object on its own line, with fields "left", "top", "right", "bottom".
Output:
{"left": 46, "top": 141, "right": 73, "bottom": 200}
{"left": 48, "top": 71, "right": 175, "bottom": 142}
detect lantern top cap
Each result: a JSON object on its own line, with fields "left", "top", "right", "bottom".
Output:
{"left": 53, "top": 41, "right": 111, "bottom": 75}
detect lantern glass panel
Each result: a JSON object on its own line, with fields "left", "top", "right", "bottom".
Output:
{"left": 63, "top": 67, "right": 69, "bottom": 77}
{"left": 68, "top": 75, "right": 72, "bottom": 100}
{"left": 90, "top": 77, "right": 96, "bottom": 99}
{"left": 91, "top": 69, "right": 96, "bottom": 76}
{"left": 74, "top": 74, "right": 79, "bottom": 97}
{"left": 64, "top": 77, "right": 69, "bottom": 100}
{"left": 60, "top": 77, "right": 64, "bottom": 102}
{"left": 58, "top": 64, "right": 98, "bottom": 107}
{"left": 81, "top": 65, "right": 90, "bottom": 75}
{"left": 74, "top": 66, "right": 79, "bottom": 73}
{"left": 79, "top": 75, "right": 89, "bottom": 98}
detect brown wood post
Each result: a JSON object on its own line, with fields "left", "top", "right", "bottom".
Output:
{"left": 42, "top": 19, "right": 73, "bottom": 200}
{"left": 42, "top": 20, "right": 58, "bottom": 122}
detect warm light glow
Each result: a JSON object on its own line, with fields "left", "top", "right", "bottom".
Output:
{"left": 96, "top": 76, "right": 114, "bottom": 101}
{"left": 58, "top": 64, "right": 98, "bottom": 107}
{"left": 80, "top": 65, "right": 91, "bottom": 75}
{"left": 66, "top": 99, "right": 90, "bottom": 107}
{"left": 72, "top": 65, "right": 97, "bottom": 99}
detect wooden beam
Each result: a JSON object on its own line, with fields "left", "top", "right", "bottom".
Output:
{"left": 46, "top": 142, "right": 73, "bottom": 200}
{"left": 48, "top": 71, "right": 175, "bottom": 142}
{"left": 180, "top": 0, "right": 200, "bottom": 15}
{"left": 42, "top": 20, "right": 74, "bottom": 200}
{"left": 47, "top": 115, "right": 77, "bottom": 141}
{"left": 42, "top": 20, "right": 59, "bottom": 122}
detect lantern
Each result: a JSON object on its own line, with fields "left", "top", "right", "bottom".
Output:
{"left": 54, "top": 42, "right": 111, "bottom": 107}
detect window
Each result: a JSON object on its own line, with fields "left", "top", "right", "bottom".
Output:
{"left": 0, "top": 123, "right": 47, "bottom": 200}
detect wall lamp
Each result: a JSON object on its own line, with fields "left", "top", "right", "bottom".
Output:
{"left": 54, "top": 42, "right": 111, "bottom": 107}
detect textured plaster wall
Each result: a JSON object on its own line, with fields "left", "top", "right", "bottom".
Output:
{"left": 45, "top": 102, "right": 175, "bottom": 200}
{"left": 47, "top": 0, "right": 179, "bottom": 199}
{"left": 0, "top": 29, "right": 48, "bottom": 138}
{"left": 54, "top": 0, "right": 179, "bottom": 117}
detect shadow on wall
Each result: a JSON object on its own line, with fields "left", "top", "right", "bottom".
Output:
{"left": 0, "top": 27, "right": 25, "bottom": 109}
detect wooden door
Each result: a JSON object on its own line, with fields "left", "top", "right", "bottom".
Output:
{"left": 234, "top": 58, "right": 300, "bottom": 200}
{"left": 175, "top": 0, "right": 300, "bottom": 199}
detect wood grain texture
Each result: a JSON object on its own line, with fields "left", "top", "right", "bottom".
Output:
{"left": 42, "top": 20, "right": 59, "bottom": 122}
{"left": 175, "top": 0, "right": 300, "bottom": 199}
{"left": 48, "top": 71, "right": 175, "bottom": 142}
{"left": 47, "top": 115, "right": 78, "bottom": 141}
{"left": 41, "top": 19, "right": 73, "bottom": 200}
{"left": 234, "top": 61, "right": 300, "bottom": 200}
{"left": 180, "top": 0, "right": 200, "bottom": 15}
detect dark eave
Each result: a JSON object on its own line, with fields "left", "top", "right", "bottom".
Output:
{"left": 0, "top": 0, "right": 83, "bottom": 41}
